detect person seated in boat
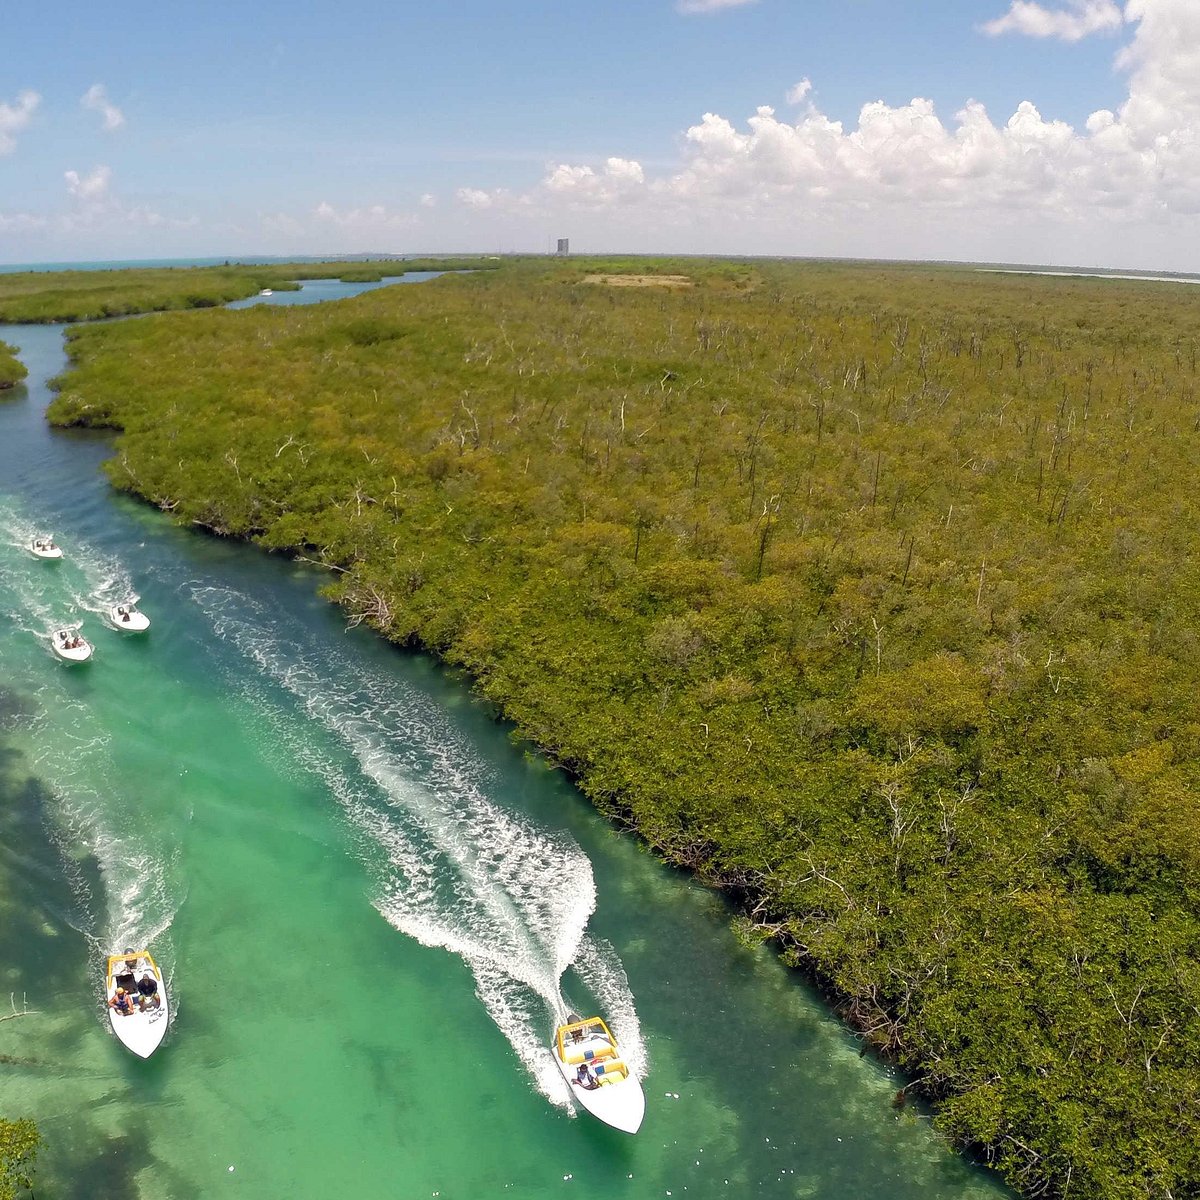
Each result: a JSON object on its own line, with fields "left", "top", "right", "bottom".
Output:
{"left": 573, "top": 1062, "right": 599, "bottom": 1091}
{"left": 136, "top": 972, "right": 160, "bottom": 1009}
{"left": 109, "top": 988, "right": 135, "bottom": 1017}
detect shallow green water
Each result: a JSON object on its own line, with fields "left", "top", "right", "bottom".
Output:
{"left": 0, "top": 283, "right": 1008, "bottom": 1199}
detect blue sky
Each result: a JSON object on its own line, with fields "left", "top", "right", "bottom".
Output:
{"left": 2, "top": 1, "right": 1196, "bottom": 268}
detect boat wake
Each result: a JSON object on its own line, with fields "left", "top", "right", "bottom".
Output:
{"left": 0, "top": 508, "right": 184, "bottom": 971}
{"left": 24, "top": 694, "right": 187, "bottom": 962}
{"left": 192, "top": 584, "right": 644, "bottom": 1106}
{"left": 570, "top": 933, "right": 646, "bottom": 1076}
{"left": 0, "top": 502, "right": 137, "bottom": 636}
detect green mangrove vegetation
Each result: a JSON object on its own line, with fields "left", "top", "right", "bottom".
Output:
{"left": 0, "top": 257, "right": 493, "bottom": 323}
{"left": 0, "top": 341, "right": 26, "bottom": 390}
{"left": 0, "top": 1119, "right": 38, "bottom": 1200}
{"left": 48, "top": 258, "right": 1200, "bottom": 1199}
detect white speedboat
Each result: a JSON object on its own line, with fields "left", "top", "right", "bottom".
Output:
{"left": 106, "top": 950, "right": 169, "bottom": 1058}
{"left": 29, "top": 535, "right": 62, "bottom": 560}
{"left": 51, "top": 629, "right": 93, "bottom": 663}
{"left": 259, "top": 288, "right": 273, "bottom": 296}
{"left": 109, "top": 602, "right": 150, "bottom": 632}
{"left": 552, "top": 1016, "right": 645, "bottom": 1134}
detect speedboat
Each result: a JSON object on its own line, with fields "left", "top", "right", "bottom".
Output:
{"left": 51, "top": 629, "right": 93, "bottom": 663}
{"left": 29, "top": 535, "right": 62, "bottom": 560}
{"left": 552, "top": 1016, "right": 645, "bottom": 1134}
{"left": 259, "top": 288, "right": 273, "bottom": 296}
{"left": 105, "top": 950, "right": 169, "bottom": 1058}
{"left": 109, "top": 602, "right": 150, "bottom": 632}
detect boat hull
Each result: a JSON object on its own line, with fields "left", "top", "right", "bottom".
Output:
{"left": 109, "top": 606, "right": 150, "bottom": 632}
{"left": 52, "top": 637, "right": 92, "bottom": 663}
{"left": 106, "top": 953, "right": 169, "bottom": 1058}
{"left": 552, "top": 1018, "right": 645, "bottom": 1134}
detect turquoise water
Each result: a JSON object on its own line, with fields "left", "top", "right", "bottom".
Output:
{"left": 0, "top": 282, "right": 1009, "bottom": 1199}
{"left": 224, "top": 273, "right": 444, "bottom": 309}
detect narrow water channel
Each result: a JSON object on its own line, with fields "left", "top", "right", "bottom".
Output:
{"left": 0, "top": 277, "right": 1009, "bottom": 1199}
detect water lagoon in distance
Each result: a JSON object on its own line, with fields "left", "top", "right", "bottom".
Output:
{"left": 0, "top": 276, "right": 1009, "bottom": 1198}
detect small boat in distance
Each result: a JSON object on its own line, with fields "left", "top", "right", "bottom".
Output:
{"left": 106, "top": 950, "right": 169, "bottom": 1058}
{"left": 51, "top": 629, "right": 92, "bottom": 663}
{"left": 552, "top": 1015, "right": 645, "bottom": 1134}
{"left": 258, "top": 288, "right": 273, "bottom": 296}
{"left": 29, "top": 535, "right": 62, "bottom": 560}
{"left": 109, "top": 602, "right": 150, "bottom": 632}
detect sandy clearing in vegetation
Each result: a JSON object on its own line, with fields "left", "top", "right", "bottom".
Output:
{"left": 582, "top": 274, "right": 693, "bottom": 288}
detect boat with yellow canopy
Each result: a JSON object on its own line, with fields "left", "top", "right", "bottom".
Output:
{"left": 105, "top": 950, "right": 169, "bottom": 1058}
{"left": 551, "top": 1015, "right": 645, "bottom": 1134}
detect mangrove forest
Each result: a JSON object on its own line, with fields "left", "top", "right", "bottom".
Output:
{"left": 41, "top": 257, "right": 1200, "bottom": 1200}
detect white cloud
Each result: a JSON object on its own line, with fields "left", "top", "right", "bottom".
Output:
{"left": 80, "top": 83, "right": 125, "bottom": 131}
{"left": 420, "top": 192, "right": 436, "bottom": 208}
{"left": 314, "top": 200, "right": 417, "bottom": 231}
{"left": 58, "top": 164, "right": 182, "bottom": 232}
{"left": 786, "top": 78, "right": 813, "bottom": 105}
{"left": 262, "top": 211, "right": 307, "bottom": 238}
{"left": 258, "top": 202, "right": 418, "bottom": 250}
{"left": 0, "top": 211, "right": 48, "bottom": 232}
{"left": 455, "top": 0, "right": 1200, "bottom": 262}
{"left": 543, "top": 157, "right": 647, "bottom": 207}
{"left": 0, "top": 90, "right": 40, "bottom": 154}
{"left": 982, "top": 0, "right": 1125, "bottom": 41}
{"left": 65, "top": 164, "right": 113, "bottom": 202}
{"left": 677, "top": 0, "right": 757, "bottom": 13}
{"left": 456, "top": 187, "right": 496, "bottom": 209}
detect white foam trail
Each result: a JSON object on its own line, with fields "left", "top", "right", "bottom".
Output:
{"left": 0, "top": 506, "right": 71, "bottom": 644}
{"left": 0, "top": 497, "right": 134, "bottom": 631}
{"left": 471, "top": 959, "right": 575, "bottom": 1107}
{"left": 0, "top": 505, "right": 47, "bottom": 552}
{"left": 192, "top": 583, "right": 637, "bottom": 1106}
{"left": 23, "top": 694, "right": 186, "bottom": 958}
{"left": 70, "top": 545, "right": 134, "bottom": 616}
{"left": 572, "top": 934, "right": 648, "bottom": 1078}
{"left": 0, "top": 516, "right": 185, "bottom": 962}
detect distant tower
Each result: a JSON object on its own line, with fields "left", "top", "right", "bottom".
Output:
{"left": 556, "top": 238, "right": 570, "bottom": 256}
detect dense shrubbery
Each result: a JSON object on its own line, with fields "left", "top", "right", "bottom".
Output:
{"left": 50, "top": 259, "right": 1200, "bottom": 1199}
{"left": 0, "top": 1118, "right": 38, "bottom": 1200}
{"left": 0, "top": 341, "right": 26, "bottom": 390}
{"left": 0, "top": 258, "right": 495, "bottom": 323}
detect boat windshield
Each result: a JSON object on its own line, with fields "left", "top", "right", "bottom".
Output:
{"left": 559, "top": 1019, "right": 614, "bottom": 1053}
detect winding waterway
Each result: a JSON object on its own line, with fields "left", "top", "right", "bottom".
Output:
{"left": 0, "top": 276, "right": 1008, "bottom": 1199}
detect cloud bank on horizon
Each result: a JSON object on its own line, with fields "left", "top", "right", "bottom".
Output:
{"left": 0, "top": 0, "right": 1197, "bottom": 269}
{"left": 456, "top": 0, "right": 1198, "bottom": 266}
